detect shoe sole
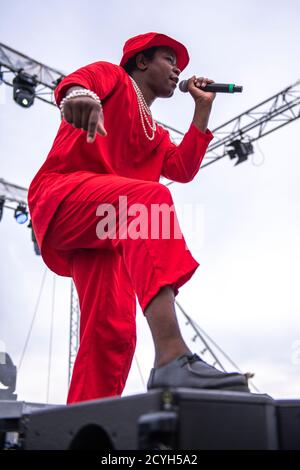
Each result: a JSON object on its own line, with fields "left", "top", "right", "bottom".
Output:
{"left": 147, "top": 374, "right": 250, "bottom": 393}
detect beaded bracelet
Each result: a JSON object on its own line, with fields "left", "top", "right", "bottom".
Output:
{"left": 59, "top": 89, "right": 102, "bottom": 117}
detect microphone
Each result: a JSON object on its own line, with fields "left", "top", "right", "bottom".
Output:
{"left": 179, "top": 81, "right": 243, "bottom": 93}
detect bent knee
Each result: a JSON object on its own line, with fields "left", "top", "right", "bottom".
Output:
{"left": 139, "top": 181, "right": 173, "bottom": 205}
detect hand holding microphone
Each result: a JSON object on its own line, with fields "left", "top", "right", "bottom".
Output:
{"left": 184, "top": 76, "right": 217, "bottom": 105}
{"left": 179, "top": 76, "right": 242, "bottom": 106}
{"left": 184, "top": 76, "right": 243, "bottom": 132}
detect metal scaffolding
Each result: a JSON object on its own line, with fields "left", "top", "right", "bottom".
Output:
{"left": 0, "top": 42, "right": 65, "bottom": 106}
{"left": 69, "top": 282, "right": 80, "bottom": 383}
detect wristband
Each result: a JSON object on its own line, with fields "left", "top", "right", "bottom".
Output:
{"left": 59, "top": 89, "right": 102, "bottom": 117}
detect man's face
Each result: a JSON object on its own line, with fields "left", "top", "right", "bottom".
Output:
{"left": 143, "top": 46, "right": 181, "bottom": 98}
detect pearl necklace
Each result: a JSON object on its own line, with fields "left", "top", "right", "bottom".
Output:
{"left": 130, "top": 76, "right": 157, "bottom": 141}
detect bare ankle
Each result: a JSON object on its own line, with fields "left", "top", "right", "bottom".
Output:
{"left": 154, "top": 345, "right": 192, "bottom": 368}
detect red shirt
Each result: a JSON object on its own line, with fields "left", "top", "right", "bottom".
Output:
{"left": 28, "top": 61, "right": 213, "bottom": 275}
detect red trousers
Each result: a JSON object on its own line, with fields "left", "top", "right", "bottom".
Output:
{"left": 44, "top": 174, "right": 199, "bottom": 403}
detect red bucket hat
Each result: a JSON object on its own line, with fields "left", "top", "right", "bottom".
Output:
{"left": 120, "top": 32, "right": 189, "bottom": 72}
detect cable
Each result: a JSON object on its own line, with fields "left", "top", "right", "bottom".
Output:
{"left": 175, "top": 299, "right": 260, "bottom": 393}
{"left": 18, "top": 266, "right": 47, "bottom": 371}
{"left": 134, "top": 353, "right": 146, "bottom": 390}
{"left": 46, "top": 273, "right": 56, "bottom": 403}
{"left": 193, "top": 318, "right": 260, "bottom": 392}
{"left": 175, "top": 300, "right": 226, "bottom": 371}
{"left": 252, "top": 140, "right": 266, "bottom": 167}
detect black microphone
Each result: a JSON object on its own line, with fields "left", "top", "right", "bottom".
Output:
{"left": 179, "top": 81, "right": 243, "bottom": 93}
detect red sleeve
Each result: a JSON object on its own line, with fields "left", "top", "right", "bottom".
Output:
{"left": 54, "top": 61, "right": 122, "bottom": 106}
{"left": 160, "top": 123, "right": 214, "bottom": 183}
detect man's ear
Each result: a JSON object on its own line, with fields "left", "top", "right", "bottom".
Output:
{"left": 135, "top": 52, "right": 149, "bottom": 71}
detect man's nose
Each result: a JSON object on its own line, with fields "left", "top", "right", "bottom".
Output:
{"left": 173, "top": 65, "right": 181, "bottom": 76}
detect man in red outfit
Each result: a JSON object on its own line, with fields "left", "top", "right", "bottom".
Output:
{"left": 28, "top": 32, "right": 249, "bottom": 403}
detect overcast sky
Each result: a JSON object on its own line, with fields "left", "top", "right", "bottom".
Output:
{"left": 1, "top": 0, "right": 299, "bottom": 405}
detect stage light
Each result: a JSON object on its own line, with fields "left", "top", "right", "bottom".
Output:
{"left": 0, "top": 196, "right": 4, "bottom": 222}
{"left": 227, "top": 139, "right": 254, "bottom": 165}
{"left": 14, "top": 203, "right": 28, "bottom": 224}
{"left": 12, "top": 71, "right": 37, "bottom": 108}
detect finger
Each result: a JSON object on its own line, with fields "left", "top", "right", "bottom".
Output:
{"left": 62, "top": 102, "right": 74, "bottom": 124}
{"left": 194, "top": 76, "right": 203, "bottom": 86}
{"left": 81, "top": 106, "right": 90, "bottom": 132}
{"left": 73, "top": 102, "right": 83, "bottom": 129}
{"left": 95, "top": 107, "right": 107, "bottom": 136}
{"left": 188, "top": 75, "right": 197, "bottom": 88}
{"left": 194, "top": 77, "right": 206, "bottom": 88}
{"left": 96, "top": 115, "right": 107, "bottom": 137}
{"left": 201, "top": 78, "right": 215, "bottom": 87}
{"left": 96, "top": 124, "right": 107, "bottom": 136}
{"left": 87, "top": 107, "right": 101, "bottom": 143}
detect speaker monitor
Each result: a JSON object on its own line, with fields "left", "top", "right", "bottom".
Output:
{"left": 276, "top": 399, "right": 300, "bottom": 450}
{"left": 21, "top": 389, "right": 278, "bottom": 450}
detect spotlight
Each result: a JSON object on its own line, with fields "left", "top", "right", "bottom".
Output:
{"left": 13, "top": 71, "right": 37, "bottom": 108}
{"left": 14, "top": 203, "right": 28, "bottom": 224}
{"left": 0, "top": 196, "right": 4, "bottom": 222}
{"left": 227, "top": 139, "right": 254, "bottom": 165}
